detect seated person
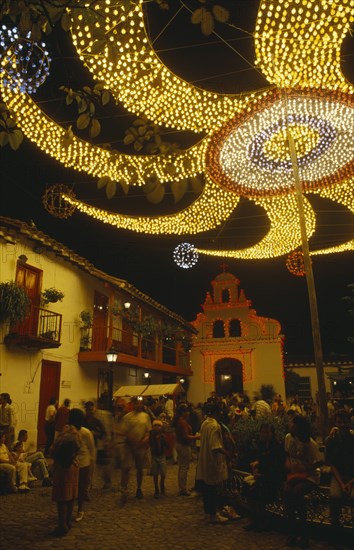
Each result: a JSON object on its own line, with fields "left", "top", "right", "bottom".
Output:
{"left": 0, "top": 430, "right": 30, "bottom": 492}
{"left": 12, "top": 441, "right": 37, "bottom": 483}
{"left": 325, "top": 409, "right": 354, "bottom": 533}
{"left": 243, "top": 422, "right": 285, "bottom": 532}
{"left": 13, "top": 429, "right": 52, "bottom": 486}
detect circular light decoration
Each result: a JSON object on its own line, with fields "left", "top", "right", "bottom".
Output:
{"left": 43, "top": 185, "right": 77, "bottom": 219}
{"left": 173, "top": 243, "right": 199, "bottom": 269}
{"left": 0, "top": 26, "right": 51, "bottom": 94}
{"left": 206, "top": 88, "right": 354, "bottom": 198}
{"left": 286, "top": 250, "right": 306, "bottom": 277}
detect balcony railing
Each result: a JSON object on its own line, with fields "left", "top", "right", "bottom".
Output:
{"left": 80, "top": 324, "right": 190, "bottom": 371}
{"left": 5, "top": 305, "right": 62, "bottom": 349}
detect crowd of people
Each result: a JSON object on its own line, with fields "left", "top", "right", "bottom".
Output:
{"left": 0, "top": 389, "right": 353, "bottom": 546}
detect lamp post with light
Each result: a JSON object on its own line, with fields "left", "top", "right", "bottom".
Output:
{"left": 105, "top": 348, "right": 118, "bottom": 410}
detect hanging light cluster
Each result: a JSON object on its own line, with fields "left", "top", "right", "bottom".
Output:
{"left": 206, "top": 89, "right": 354, "bottom": 198}
{"left": 0, "top": 0, "right": 353, "bottom": 260}
{"left": 0, "top": 26, "right": 51, "bottom": 94}
{"left": 43, "top": 184, "right": 77, "bottom": 219}
{"left": 173, "top": 243, "right": 199, "bottom": 269}
{"left": 286, "top": 250, "right": 306, "bottom": 277}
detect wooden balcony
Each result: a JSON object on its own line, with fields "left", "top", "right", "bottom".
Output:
{"left": 78, "top": 325, "right": 192, "bottom": 376}
{"left": 4, "top": 305, "right": 62, "bottom": 350}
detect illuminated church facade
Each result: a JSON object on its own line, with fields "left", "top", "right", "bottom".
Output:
{"left": 189, "top": 270, "right": 285, "bottom": 405}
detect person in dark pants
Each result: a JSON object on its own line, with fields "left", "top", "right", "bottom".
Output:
{"left": 196, "top": 402, "right": 229, "bottom": 524}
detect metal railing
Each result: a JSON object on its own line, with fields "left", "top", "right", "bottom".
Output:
{"left": 12, "top": 305, "right": 62, "bottom": 343}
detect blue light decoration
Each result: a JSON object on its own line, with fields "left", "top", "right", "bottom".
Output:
{"left": 173, "top": 243, "right": 199, "bottom": 269}
{"left": 0, "top": 26, "right": 51, "bottom": 94}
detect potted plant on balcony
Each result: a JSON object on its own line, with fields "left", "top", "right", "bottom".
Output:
{"left": 41, "top": 287, "right": 64, "bottom": 305}
{"left": 0, "top": 281, "right": 30, "bottom": 330}
{"left": 79, "top": 310, "right": 93, "bottom": 350}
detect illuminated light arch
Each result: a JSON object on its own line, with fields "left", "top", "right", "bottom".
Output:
{"left": 62, "top": 173, "right": 239, "bottom": 235}
{"left": 0, "top": 0, "right": 353, "bottom": 259}
{"left": 0, "top": 86, "right": 207, "bottom": 185}
{"left": 196, "top": 195, "right": 316, "bottom": 259}
{"left": 69, "top": 0, "right": 268, "bottom": 133}
{"left": 254, "top": 0, "right": 354, "bottom": 93}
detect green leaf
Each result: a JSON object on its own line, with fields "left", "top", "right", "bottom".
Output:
{"left": 191, "top": 7, "right": 204, "bottom": 24}
{"left": 61, "top": 12, "right": 72, "bottom": 32}
{"left": 77, "top": 98, "right": 88, "bottom": 114}
{"left": 0, "top": 132, "right": 9, "bottom": 147}
{"left": 106, "top": 180, "right": 117, "bottom": 199}
{"left": 76, "top": 112, "right": 90, "bottom": 130}
{"left": 171, "top": 179, "right": 188, "bottom": 203}
{"left": 123, "top": 133, "right": 135, "bottom": 145}
{"left": 89, "top": 102, "right": 95, "bottom": 115}
{"left": 8, "top": 129, "right": 23, "bottom": 150}
{"left": 119, "top": 180, "right": 129, "bottom": 195}
{"left": 137, "top": 125, "right": 147, "bottom": 136}
{"left": 212, "top": 5, "right": 230, "bottom": 23}
{"left": 201, "top": 10, "right": 214, "bottom": 35}
{"left": 134, "top": 140, "right": 143, "bottom": 151}
{"left": 144, "top": 175, "right": 159, "bottom": 193}
{"left": 66, "top": 94, "right": 74, "bottom": 106}
{"left": 146, "top": 183, "right": 165, "bottom": 204}
{"left": 89, "top": 118, "right": 101, "bottom": 138}
{"left": 101, "top": 90, "right": 110, "bottom": 106}
{"left": 133, "top": 118, "right": 148, "bottom": 127}
{"left": 97, "top": 176, "right": 111, "bottom": 189}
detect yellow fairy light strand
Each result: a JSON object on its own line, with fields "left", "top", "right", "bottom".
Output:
{"left": 197, "top": 194, "right": 316, "bottom": 259}
{"left": 0, "top": 85, "right": 206, "bottom": 185}
{"left": 63, "top": 173, "right": 238, "bottom": 235}
{"left": 255, "top": 0, "right": 354, "bottom": 93}
{"left": 70, "top": 0, "right": 269, "bottom": 133}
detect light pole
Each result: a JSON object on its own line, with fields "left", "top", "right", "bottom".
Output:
{"left": 106, "top": 348, "right": 118, "bottom": 410}
{"left": 283, "top": 91, "right": 328, "bottom": 440}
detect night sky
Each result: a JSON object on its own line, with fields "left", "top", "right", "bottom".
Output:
{"left": 0, "top": 1, "right": 353, "bottom": 359}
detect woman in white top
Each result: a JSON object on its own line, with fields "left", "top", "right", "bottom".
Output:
{"left": 68, "top": 408, "right": 96, "bottom": 523}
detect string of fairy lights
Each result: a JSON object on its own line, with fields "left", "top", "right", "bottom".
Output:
{"left": 0, "top": 0, "right": 353, "bottom": 268}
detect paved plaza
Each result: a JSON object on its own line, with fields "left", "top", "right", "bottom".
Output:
{"left": 0, "top": 461, "right": 349, "bottom": 550}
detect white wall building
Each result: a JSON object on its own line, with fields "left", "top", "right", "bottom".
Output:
{"left": 188, "top": 270, "right": 285, "bottom": 405}
{"left": 0, "top": 217, "right": 194, "bottom": 446}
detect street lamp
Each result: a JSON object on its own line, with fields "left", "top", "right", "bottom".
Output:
{"left": 106, "top": 349, "right": 118, "bottom": 363}
{"left": 123, "top": 301, "right": 131, "bottom": 310}
{"left": 143, "top": 371, "right": 151, "bottom": 384}
{"left": 104, "top": 349, "right": 118, "bottom": 411}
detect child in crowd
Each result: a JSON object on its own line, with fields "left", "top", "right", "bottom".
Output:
{"left": 149, "top": 419, "right": 169, "bottom": 498}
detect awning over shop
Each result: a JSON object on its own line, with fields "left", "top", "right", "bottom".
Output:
{"left": 113, "top": 382, "right": 184, "bottom": 398}
{"left": 142, "top": 383, "right": 184, "bottom": 397}
{"left": 113, "top": 385, "right": 149, "bottom": 397}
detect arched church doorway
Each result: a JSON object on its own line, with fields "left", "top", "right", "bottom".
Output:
{"left": 215, "top": 358, "right": 243, "bottom": 397}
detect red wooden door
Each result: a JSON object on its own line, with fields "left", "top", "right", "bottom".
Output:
{"left": 15, "top": 263, "right": 42, "bottom": 336}
{"left": 92, "top": 291, "right": 108, "bottom": 351}
{"left": 37, "top": 360, "right": 61, "bottom": 446}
